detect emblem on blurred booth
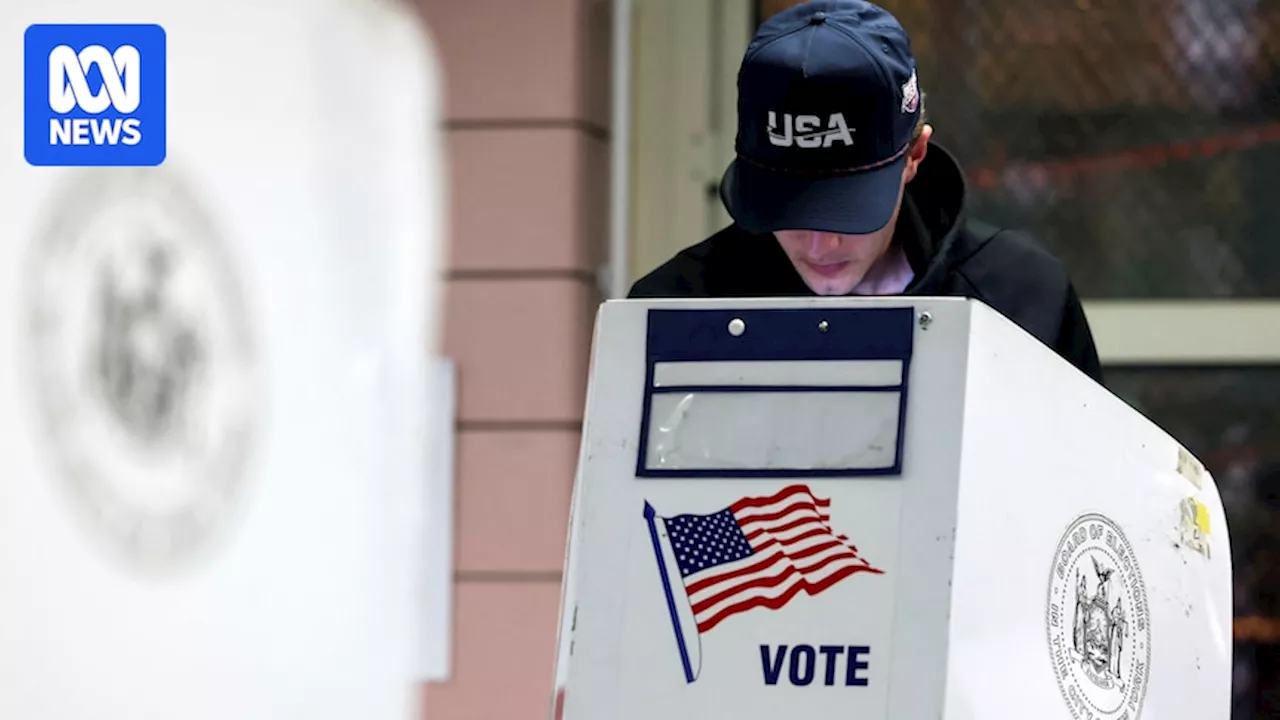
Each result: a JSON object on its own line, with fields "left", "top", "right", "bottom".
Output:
{"left": 1046, "top": 513, "right": 1151, "bottom": 719}
{"left": 26, "top": 166, "right": 259, "bottom": 569}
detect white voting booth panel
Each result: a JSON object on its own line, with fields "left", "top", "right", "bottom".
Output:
{"left": 0, "top": 1, "right": 445, "bottom": 719}
{"left": 552, "top": 297, "right": 1231, "bottom": 720}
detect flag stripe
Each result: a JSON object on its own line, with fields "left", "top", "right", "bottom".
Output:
{"left": 697, "top": 562, "right": 883, "bottom": 633}
{"left": 684, "top": 522, "right": 849, "bottom": 596}
{"left": 736, "top": 494, "right": 827, "bottom": 530}
{"left": 691, "top": 544, "right": 874, "bottom": 616}
{"left": 741, "top": 512, "right": 832, "bottom": 540}
{"left": 733, "top": 486, "right": 854, "bottom": 550}
{"left": 736, "top": 498, "right": 831, "bottom": 527}
{"left": 729, "top": 484, "right": 831, "bottom": 514}
{"left": 743, "top": 523, "right": 833, "bottom": 548}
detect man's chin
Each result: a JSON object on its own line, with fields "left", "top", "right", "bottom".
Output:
{"left": 804, "top": 275, "right": 863, "bottom": 296}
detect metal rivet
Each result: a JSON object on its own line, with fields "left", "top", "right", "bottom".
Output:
{"left": 919, "top": 311, "right": 933, "bottom": 329}
{"left": 728, "top": 318, "right": 746, "bottom": 336}
{"left": 818, "top": 320, "right": 829, "bottom": 332}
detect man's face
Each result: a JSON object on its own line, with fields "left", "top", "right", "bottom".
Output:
{"left": 774, "top": 224, "right": 897, "bottom": 296}
{"left": 772, "top": 130, "right": 930, "bottom": 296}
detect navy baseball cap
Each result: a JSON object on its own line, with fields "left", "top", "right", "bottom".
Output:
{"left": 720, "top": 0, "right": 923, "bottom": 236}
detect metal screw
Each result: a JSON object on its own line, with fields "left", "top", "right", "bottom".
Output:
{"left": 919, "top": 311, "right": 933, "bottom": 329}
{"left": 818, "top": 320, "right": 829, "bottom": 332}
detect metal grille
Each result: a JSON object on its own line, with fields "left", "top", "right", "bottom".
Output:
{"left": 874, "top": 0, "right": 1280, "bottom": 298}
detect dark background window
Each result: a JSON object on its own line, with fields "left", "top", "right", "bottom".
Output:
{"left": 759, "top": 0, "right": 1280, "bottom": 298}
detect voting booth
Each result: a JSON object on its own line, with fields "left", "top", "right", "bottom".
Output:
{"left": 0, "top": 1, "right": 445, "bottom": 718}
{"left": 551, "top": 297, "right": 1232, "bottom": 719}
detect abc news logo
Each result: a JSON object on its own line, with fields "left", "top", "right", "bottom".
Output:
{"left": 24, "top": 24, "right": 167, "bottom": 167}
{"left": 48, "top": 44, "right": 143, "bottom": 147}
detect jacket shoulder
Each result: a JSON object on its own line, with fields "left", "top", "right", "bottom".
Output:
{"left": 951, "top": 220, "right": 1071, "bottom": 309}
{"left": 959, "top": 219, "right": 1066, "bottom": 274}
{"left": 950, "top": 219, "right": 1103, "bottom": 382}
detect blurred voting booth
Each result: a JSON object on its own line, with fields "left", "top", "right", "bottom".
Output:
{"left": 0, "top": 0, "right": 447, "bottom": 719}
{"left": 552, "top": 297, "right": 1232, "bottom": 719}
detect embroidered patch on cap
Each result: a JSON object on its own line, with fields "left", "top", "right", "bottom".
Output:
{"left": 901, "top": 70, "right": 919, "bottom": 114}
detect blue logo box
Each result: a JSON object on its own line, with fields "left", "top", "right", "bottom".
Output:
{"left": 24, "top": 23, "right": 167, "bottom": 167}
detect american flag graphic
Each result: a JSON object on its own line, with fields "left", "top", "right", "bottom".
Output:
{"left": 652, "top": 484, "right": 883, "bottom": 635}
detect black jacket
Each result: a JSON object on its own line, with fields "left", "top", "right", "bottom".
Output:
{"left": 629, "top": 143, "right": 1104, "bottom": 383}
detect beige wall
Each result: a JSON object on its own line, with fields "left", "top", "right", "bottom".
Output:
{"left": 759, "top": 0, "right": 805, "bottom": 20}
{"left": 414, "top": 1, "right": 611, "bottom": 717}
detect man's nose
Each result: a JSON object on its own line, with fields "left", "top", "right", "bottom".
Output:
{"left": 808, "top": 232, "right": 841, "bottom": 255}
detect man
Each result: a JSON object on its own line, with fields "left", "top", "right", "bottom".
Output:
{"left": 629, "top": 0, "right": 1104, "bottom": 382}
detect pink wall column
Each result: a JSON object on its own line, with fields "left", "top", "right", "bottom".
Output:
{"left": 413, "top": 1, "right": 611, "bottom": 717}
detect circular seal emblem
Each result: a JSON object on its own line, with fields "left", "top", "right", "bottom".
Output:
{"left": 1047, "top": 513, "right": 1151, "bottom": 719}
{"left": 25, "top": 166, "right": 259, "bottom": 570}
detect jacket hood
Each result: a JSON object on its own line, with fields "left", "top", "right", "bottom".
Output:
{"left": 896, "top": 141, "right": 972, "bottom": 294}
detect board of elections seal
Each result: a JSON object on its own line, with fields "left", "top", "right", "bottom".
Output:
{"left": 25, "top": 166, "right": 259, "bottom": 571}
{"left": 1047, "top": 513, "right": 1151, "bottom": 720}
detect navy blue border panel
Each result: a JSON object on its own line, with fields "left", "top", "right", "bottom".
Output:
{"left": 635, "top": 307, "right": 915, "bottom": 479}
{"left": 651, "top": 385, "right": 901, "bottom": 395}
{"left": 645, "top": 307, "right": 914, "bottom": 363}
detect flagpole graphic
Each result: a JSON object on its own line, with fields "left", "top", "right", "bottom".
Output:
{"left": 643, "top": 501, "right": 697, "bottom": 683}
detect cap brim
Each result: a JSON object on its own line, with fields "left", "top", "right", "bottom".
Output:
{"left": 720, "top": 154, "right": 907, "bottom": 236}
